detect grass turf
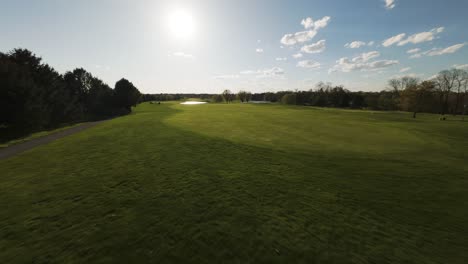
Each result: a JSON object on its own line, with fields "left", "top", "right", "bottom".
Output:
{"left": 0, "top": 102, "right": 467, "bottom": 263}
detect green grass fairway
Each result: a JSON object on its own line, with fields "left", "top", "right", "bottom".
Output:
{"left": 1, "top": 102, "right": 467, "bottom": 263}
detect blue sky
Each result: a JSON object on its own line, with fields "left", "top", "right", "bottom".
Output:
{"left": 1, "top": 0, "right": 467, "bottom": 93}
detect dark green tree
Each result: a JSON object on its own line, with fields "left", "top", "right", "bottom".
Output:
{"left": 114, "top": 78, "right": 141, "bottom": 112}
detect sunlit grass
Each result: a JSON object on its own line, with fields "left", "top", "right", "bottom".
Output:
{"left": 0, "top": 102, "right": 467, "bottom": 263}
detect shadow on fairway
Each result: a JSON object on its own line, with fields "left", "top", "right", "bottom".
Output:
{"left": 0, "top": 103, "right": 466, "bottom": 263}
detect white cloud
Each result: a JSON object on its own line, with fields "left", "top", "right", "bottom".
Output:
{"left": 352, "top": 51, "right": 381, "bottom": 63}
{"left": 407, "top": 48, "right": 421, "bottom": 54}
{"left": 344, "top": 40, "right": 375, "bottom": 49}
{"left": 172, "top": 52, "right": 195, "bottom": 59}
{"left": 213, "top": 74, "right": 240, "bottom": 79}
{"left": 382, "top": 33, "right": 406, "bottom": 47}
{"left": 345, "top": 41, "right": 366, "bottom": 49}
{"left": 409, "top": 53, "right": 423, "bottom": 59}
{"left": 425, "top": 74, "right": 439, "bottom": 81}
{"left": 276, "top": 57, "right": 288, "bottom": 61}
{"left": 300, "top": 17, "right": 314, "bottom": 29}
{"left": 240, "top": 70, "right": 256, "bottom": 75}
{"left": 400, "top": 67, "right": 411, "bottom": 73}
{"left": 345, "top": 40, "right": 375, "bottom": 49}
{"left": 385, "top": 0, "right": 396, "bottom": 9}
{"left": 383, "top": 27, "right": 444, "bottom": 47}
{"left": 329, "top": 51, "right": 398, "bottom": 73}
{"left": 426, "top": 43, "right": 465, "bottom": 56}
{"left": 281, "top": 30, "right": 317, "bottom": 46}
{"left": 292, "top": 53, "right": 303, "bottom": 59}
{"left": 398, "top": 27, "right": 444, "bottom": 46}
{"left": 390, "top": 73, "right": 422, "bottom": 79}
{"left": 313, "top": 16, "right": 331, "bottom": 30}
{"left": 239, "top": 68, "right": 285, "bottom": 77}
{"left": 260, "top": 67, "right": 285, "bottom": 77}
{"left": 256, "top": 48, "right": 264, "bottom": 53}
{"left": 301, "top": 16, "right": 331, "bottom": 30}
{"left": 301, "top": 40, "right": 326, "bottom": 53}
{"left": 410, "top": 43, "right": 466, "bottom": 58}
{"left": 281, "top": 16, "right": 331, "bottom": 46}
{"left": 453, "top": 64, "right": 468, "bottom": 70}
{"left": 297, "top": 60, "right": 321, "bottom": 69}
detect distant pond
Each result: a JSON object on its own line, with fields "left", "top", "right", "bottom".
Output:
{"left": 180, "top": 101, "right": 207, "bottom": 105}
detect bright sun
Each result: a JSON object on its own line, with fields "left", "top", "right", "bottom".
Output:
{"left": 167, "top": 10, "right": 195, "bottom": 39}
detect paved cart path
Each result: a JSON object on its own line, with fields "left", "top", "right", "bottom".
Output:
{"left": 0, "top": 121, "right": 105, "bottom": 160}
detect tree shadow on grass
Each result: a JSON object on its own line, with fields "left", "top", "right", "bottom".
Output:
{"left": 0, "top": 103, "right": 466, "bottom": 263}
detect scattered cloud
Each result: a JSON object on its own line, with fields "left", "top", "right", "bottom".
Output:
{"left": 407, "top": 48, "right": 421, "bottom": 54}
{"left": 426, "top": 74, "right": 439, "bottom": 80}
{"left": 301, "top": 16, "right": 331, "bottom": 30}
{"left": 390, "top": 73, "right": 423, "bottom": 79}
{"left": 297, "top": 60, "right": 321, "bottom": 69}
{"left": 276, "top": 57, "right": 288, "bottom": 61}
{"left": 240, "top": 70, "right": 256, "bottom": 75}
{"left": 382, "top": 33, "right": 406, "bottom": 47}
{"left": 400, "top": 67, "right": 411, "bottom": 73}
{"left": 171, "top": 52, "right": 195, "bottom": 59}
{"left": 352, "top": 51, "right": 380, "bottom": 63}
{"left": 300, "top": 40, "right": 326, "bottom": 53}
{"left": 239, "top": 68, "right": 285, "bottom": 78}
{"left": 383, "top": 27, "right": 444, "bottom": 47}
{"left": 453, "top": 64, "right": 468, "bottom": 70}
{"left": 292, "top": 53, "right": 303, "bottom": 59}
{"left": 256, "top": 48, "right": 264, "bottom": 53}
{"left": 300, "top": 17, "right": 314, "bottom": 29}
{"left": 281, "top": 16, "right": 331, "bottom": 46}
{"left": 345, "top": 41, "right": 365, "bottom": 49}
{"left": 213, "top": 74, "right": 240, "bottom": 79}
{"left": 398, "top": 27, "right": 444, "bottom": 46}
{"left": 410, "top": 43, "right": 466, "bottom": 58}
{"left": 281, "top": 30, "right": 317, "bottom": 46}
{"left": 312, "top": 16, "right": 331, "bottom": 30}
{"left": 329, "top": 51, "right": 398, "bottom": 73}
{"left": 262, "top": 67, "right": 285, "bottom": 76}
{"left": 425, "top": 43, "right": 465, "bottom": 56}
{"left": 345, "top": 41, "right": 374, "bottom": 49}
{"left": 385, "top": 0, "right": 396, "bottom": 9}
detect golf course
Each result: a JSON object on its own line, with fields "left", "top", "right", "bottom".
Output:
{"left": 1, "top": 102, "right": 467, "bottom": 263}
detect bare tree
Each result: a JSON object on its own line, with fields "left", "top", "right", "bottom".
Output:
{"left": 245, "top": 91, "right": 252, "bottom": 102}
{"left": 402, "top": 80, "right": 434, "bottom": 118}
{"left": 237, "top": 90, "right": 252, "bottom": 103}
{"left": 453, "top": 69, "right": 468, "bottom": 115}
{"left": 388, "top": 76, "right": 419, "bottom": 110}
{"left": 433, "top": 69, "right": 461, "bottom": 118}
{"left": 237, "top": 90, "right": 247, "bottom": 103}
{"left": 222, "top": 89, "right": 233, "bottom": 103}
{"left": 460, "top": 70, "right": 468, "bottom": 120}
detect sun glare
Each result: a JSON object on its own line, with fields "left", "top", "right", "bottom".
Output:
{"left": 167, "top": 9, "right": 195, "bottom": 39}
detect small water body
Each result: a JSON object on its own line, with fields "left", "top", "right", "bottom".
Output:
{"left": 180, "top": 101, "right": 207, "bottom": 105}
{"left": 249, "top": 101, "right": 271, "bottom": 104}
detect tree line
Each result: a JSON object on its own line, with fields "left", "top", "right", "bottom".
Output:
{"left": 140, "top": 93, "right": 214, "bottom": 102}
{"left": 0, "top": 48, "right": 141, "bottom": 142}
{"left": 140, "top": 68, "right": 468, "bottom": 120}
{"left": 222, "top": 69, "right": 467, "bottom": 119}
{"left": 139, "top": 68, "right": 468, "bottom": 120}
